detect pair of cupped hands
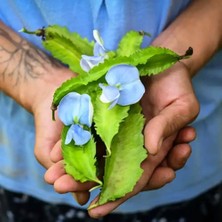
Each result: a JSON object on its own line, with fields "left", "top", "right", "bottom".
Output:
{"left": 32, "top": 61, "right": 199, "bottom": 218}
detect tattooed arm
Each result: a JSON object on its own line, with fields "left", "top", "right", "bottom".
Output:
{"left": 0, "top": 21, "right": 74, "bottom": 112}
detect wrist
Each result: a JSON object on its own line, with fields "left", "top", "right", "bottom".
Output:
{"left": 151, "top": 0, "right": 222, "bottom": 77}
{"left": 23, "top": 65, "right": 75, "bottom": 114}
{"left": 0, "top": 21, "right": 75, "bottom": 113}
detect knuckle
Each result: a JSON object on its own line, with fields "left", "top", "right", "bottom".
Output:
{"left": 34, "top": 145, "right": 42, "bottom": 164}
{"left": 188, "top": 97, "right": 200, "bottom": 119}
{"left": 180, "top": 95, "right": 200, "bottom": 123}
{"left": 44, "top": 172, "right": 53, "bottom": 185}
{"left": 54, "top": 182, "right": 67, "bottom": 194}
{"left": 34, "top": 145, "right": 49, "bottom": 168}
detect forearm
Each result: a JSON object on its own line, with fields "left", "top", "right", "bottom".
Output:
{"left": 152, "top": 0, "right": 222, "bottom": 76}
{"left": 0, "top": 21, "right": 74, "bottom": 112}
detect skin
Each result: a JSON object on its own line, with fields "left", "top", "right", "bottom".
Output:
{"left": 0, "top": 0, "right": 222, "bottom": 219}
{"left": 88, "top": 0, "right": 222, "bottom": 217}
{"left": 0, "top": 20, "right": 195, "bottom": 210}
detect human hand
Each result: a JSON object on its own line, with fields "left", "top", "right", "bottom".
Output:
{"left": 32, "top": 66, "right": 98, "bottom": 204}
{"left": 44, "top": 62, "right": 199, "bottom": 218}
{"left": 0, "top": 21, "right": 198, "bottom": 217}
{"left": 86, "top": 62, "right": 199, "bottom": 218}
{"left": 44, "top": 125, "right": 195, "bottom": 206}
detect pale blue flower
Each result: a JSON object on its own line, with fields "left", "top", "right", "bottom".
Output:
{"left": 58, "top": 92, "right": 93, "bottom": 145}
{"left": 99, "top": 65, "right": 145, "bottom": 108}
{"left": 80, "top": 30, "right": 108, "bottom": 72}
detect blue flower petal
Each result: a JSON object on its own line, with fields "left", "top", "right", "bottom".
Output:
{"left": 58, "top": 92, "right": 81, "bottom": 126}
{"left": 99, "top": 84, "right": 120, "bottom": 103}
{"left": 94, "top": 42, "right": 106, "bottom": 56}
{"left": 105, "top": 65, "right": 140, "bottom": 86}
{"left": 65, "top": 125, "right": 74, "bottom": 144}
{"left": 80, "top": 30, "right": 107, "bottom": 72}
{"left": 109, "top": 99, "right": 119, "bottom": 109}
{"left": 80, "top": 55, "right": 104, "bottom": 72}
{"left": 118, "top": 80, "right": 145, "bottom": 106}
{"left": 93, "top": 30, "right": 105, "bottom": 49}
{"left": 80, "top": 58, "right": 91, "bottom": 72}
{"left": 65, "top": 124, "right": 91, "bottom": 146}
{"left": 58, "top": 92, "right": 93, "bottom": 127}
{"left": 79, "top": 94, "right": 93, "bottom": 127}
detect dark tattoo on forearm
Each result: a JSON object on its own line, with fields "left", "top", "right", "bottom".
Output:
{"left": 0, "top": 26, "right": 61, "bottom": 86}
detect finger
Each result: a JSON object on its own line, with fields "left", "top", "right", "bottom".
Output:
{"left": 144, "top": 96, "right": 199, "bottom": 155}
{"left": 54, "top": 174, "right": 96, "bottom": 194}
{"left": 167, "top": 143, "right": 192, "bottom": 170}
{"left": 88, "top": 132, "right": 182, "bottom": 218}
{"left": 34, "top": 143, "right": 54, "bottom": 169}
{"left": 159, "top": 126, "right": 194, "bottom": 168}
{"left": 44, "top": 161, "right": 65, "bottom": 184}
{"left": 34, "top": 107, "right": 63, "bottom": 169}
{"left": 88, "top": 166, "right": 172, "bottom": 219}
{"left": 142, "top": 167, "right": 175, "bottom": 190}
{"left": 34, "top": 126, "right": 55, "bottom": 169}
{"left": 88, "top": 193, "right": 129, "bottom": 218}
{"left": 175, "top": 126, "right": 196, "bottom": 144}
{"left": 88, "top": 164, "right": 152, "bottom": 218}
{"left": 45, "top": 162, "right": 92, "bottom": 205}
{"left": 72, "top": 191, "right": 90, "bottom": 206}
{"left": 50, "top": 140, "right": 63, "bottom": 163}
{"left": 88, "top": 143, "right": 172, "bottom": 218}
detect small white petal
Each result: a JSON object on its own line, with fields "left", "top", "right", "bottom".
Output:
{"left": 108, "top": 99, "right": 119, "bottom": 109}
{"left": 93, "top": 29, "right": 104, "bottom": 49}
{"left": 99, "top": 84, "right": 120, "bottom": 103}
{"left": 80, "top": 55, "right": 105, "bottom": 72}
{"left": 80, "top": 58, "right": 91, "bottom": 72}
{"left": 94, "top": 42, "right": 106, "bottom": 56}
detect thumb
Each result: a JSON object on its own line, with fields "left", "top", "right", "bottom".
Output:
{"left": 34, "top": 112, "right": 63, "bottom": 169}
{"left": 144, "top": 96, "right": 199, "bottom": 155}
{"left": 34, "top": 131, "right": 55, "bottom": 169}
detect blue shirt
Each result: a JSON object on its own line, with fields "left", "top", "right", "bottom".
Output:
{"left": 1, "top": 0, "right": 222, "bottom": 213}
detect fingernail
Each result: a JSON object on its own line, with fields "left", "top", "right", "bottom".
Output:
{"left": 71, "top": 192, "right": 78, "bottom": 201}
{"left": 71, "top": 192, "right": 82, "bottom": 205}
{"left": 71, "top": 192, "right": 89, "bottom": 206}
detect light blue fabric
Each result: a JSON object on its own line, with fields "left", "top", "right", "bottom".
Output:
{"left": 1, "top": 0, "right": 222, "bottom": 213}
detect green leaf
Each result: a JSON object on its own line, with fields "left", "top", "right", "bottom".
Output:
{"left": 93, "top": 97, "right": 130, "bottom": 156}
{"left": 45, "top": 25, "right": 94, "bottom": 56}
{"left": 52, "top": 75, "right": 97, "bottom": 108}
{"left": 62, "top": 126, "right": 102, "bottom": 186}
{"left": 43, "top": 39, "right": 84, "bottom": 75}
{"left": 87, "top": 56, "right": 133, "bottom": 82}
{"left": 116, "top": 31, "right": 144, "bottom": 57}
{"left": 138, "top": 53, "right": 179, "bottom": 76}
{"left": 95, "top": 104, "right": 147, "bottom": 206}
{"left": 131, "top": 46, "right": 178, "bottom": 66}
{"left": 42, "top": 40, "right": 82, "bottom": 75}
{"left": 42, "top": 25, "right": 94, "bottom": 75}
{"left": 22, "top": 25, "right": 94, "bottom": 75}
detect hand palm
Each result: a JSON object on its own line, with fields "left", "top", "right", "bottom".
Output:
{"left": 88, "top": 62, "right": 199, "bottom": 217}
{"left": 34, "top": 92, "right": 63, "bottom": 169}
{"left": 34, "top": 63, "right": 199, "bottom": 218}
